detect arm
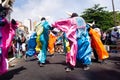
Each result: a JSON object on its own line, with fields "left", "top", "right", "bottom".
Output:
{"left": 52, "top": 19, "right": 71, "bottom": 32}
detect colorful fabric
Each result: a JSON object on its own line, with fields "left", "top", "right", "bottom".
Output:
{"left": 0, "top": 18, "right": 17, "bottom": 75}
{"left": 37, "top": 20, "right": 50, "bottom": 63}
{"left": 52, "top": 18, "right": 78, "bottom": 66}
{"left": 35, "top": 24, "right": 43, "bottom": 52}
{"left": 26, "top": 32, "right": 37, "bottom": 57}
{"left": 64, "top": 37, "right": 70, "bottom": 53}
{"left": 48, "top": 31, "right": 57, "bottom": 55}
{"left": 63, "top": 33, "right": 70, "bottom": 53}
{"left": 76, "top": 19, "right": 92, "bottom": 65}
{"left": 35, "top": 35, "right": 42, "bottom": 52}
{"left": 52, "top": 17, "right": 92, "bottom": 66}
{"left": 89, "top": 28, "right": 109, "bottom": 60}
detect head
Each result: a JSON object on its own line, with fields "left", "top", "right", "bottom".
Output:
{"left": 21, "top": 33, "right": 24, "bottom": 37}
{"left": 70, "top": 13, "right": 78, "bottom": 18}
{"left": 114, "top": 28, "right": 118, "bottom": 31}
{"left": 41, "top": 17, "right": 46, "bottom": 21}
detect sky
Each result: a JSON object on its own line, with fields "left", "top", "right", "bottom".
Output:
{"left": 11, "top": 0, "right": 120, "bottom": 23}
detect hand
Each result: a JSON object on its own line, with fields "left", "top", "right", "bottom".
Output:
{"left": 11, "top": 19, "right": 16, "bottom": 25}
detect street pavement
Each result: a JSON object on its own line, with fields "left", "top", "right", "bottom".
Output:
{"left": 0, "top": 53, "right": 120, "bottom": 80}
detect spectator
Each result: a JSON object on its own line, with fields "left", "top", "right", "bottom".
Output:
{"left": 21, "top": 33, "right": 26, "bottom": 57}
{"left": 111, "top": 27, "right": 119, "bottom": 45}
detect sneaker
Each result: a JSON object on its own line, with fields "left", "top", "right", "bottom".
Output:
{"left": 83, "top": 65, "right": 90, "bottom": 70}
{"left": 39, "top": 63, "right": 44, "bottom": 67}
{"left": 65, "top": 67, "right": 72, "bottom": 72}
{"left": 9, "top": 63, "right": 15, "bottom": 67}
{"left": 92, "top": 59, "right": 99, "bottom": 62}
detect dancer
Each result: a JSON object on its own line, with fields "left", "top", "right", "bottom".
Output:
{"left": 48, "top": 28, "right": 57, "bottom": 56}
{"left": 52, "top": 12, "right": 92, "bottom": 71}
{"left": 21, "top": 33, "right": 26, "bottom": 57}
{"left": 25, "top": 31, "right": 37, "bottom": 60}
{"left": 88, "top": 24, "right": 109, "bottom": 63}
{"left": 0, "top": 0, "right": 17, "bottom": 75}
{"left": 76, "top": 18, "right": 92, "bottom": 70}
{"left": 37, "top": 17, "right": 51, "bottom": 67}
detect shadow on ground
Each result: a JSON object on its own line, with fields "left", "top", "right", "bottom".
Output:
{"left": 0, "top": 66, "right": 26, "bottom": 80}
{"left": 86, "top": 68, "right": 120, "bottom": 80}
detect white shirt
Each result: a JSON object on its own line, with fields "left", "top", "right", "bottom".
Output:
{"left": 111, "top": 30, "right": 118, "bottom": 42}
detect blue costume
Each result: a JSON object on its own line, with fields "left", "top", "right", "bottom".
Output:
{"left": 26, "top": 32, "right": 37, "bottom": 57}
{"left": 37, "top": 20, "right": 50, "bottom": 64}
{"left": 76, "top": 17, "right": 92, "bottom": 65}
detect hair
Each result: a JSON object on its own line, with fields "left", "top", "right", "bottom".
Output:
{"left": 114, "top": 28, "right": 118, "bottom": 31}
{"left": 41, "top": 17, "right": 46, "bottom": 21}
{"left": 71, "top": 13, "right": 78, "bottom": 18}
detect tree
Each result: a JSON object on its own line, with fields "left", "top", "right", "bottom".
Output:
{"left": 116, "top": 12, "right": 120, "bottom": 25}
{"left": 81, "top": 4, "right": 120, "bottom": 31}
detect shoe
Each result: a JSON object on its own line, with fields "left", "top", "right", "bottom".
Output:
{"left": 50, "top": 54, "right": 55, "bottom": 57}
{"left": 24, "top": 55, "right": 27, "bottom": 61}
{"left": 92, "top": 59, "right": 99, "bottom": 62}
{"left": 39, "top": 63, "right": 44, "bottom": 67}
{"left": 83, "top": 65, "right": 90, "bottom": 70}
{"left": 100, "top": 60, "right": 107, "bottom": 64}
{"left": 65, "top": 66, "right": 74, "bottom": 72}
{"left": 65, "top": 67, "right": 72, "bottom": 72}
{"left": 9, "top": 63, "right": 15, "bottom": 67}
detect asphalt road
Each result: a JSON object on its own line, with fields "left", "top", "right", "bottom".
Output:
{"left": 0, "top": 53, "right": 120, "bottom": 80}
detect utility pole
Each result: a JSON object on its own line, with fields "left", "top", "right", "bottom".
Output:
{"left": 112, "top": 0, "right": 116, "bottom": 27}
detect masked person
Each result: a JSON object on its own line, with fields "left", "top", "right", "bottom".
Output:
{"left": 0, "top": 0, "right": 17, "bottom": 75}
{"left": 52, "top": 13, "right": 92, "bottom": 71}
{"left": 88, "top": 24, "right": 109, "bottom": 63}
{"left": 37, "top": 17, "right": 51, "bottom": 67}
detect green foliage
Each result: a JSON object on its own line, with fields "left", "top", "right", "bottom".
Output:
{"left": 116, "top": 12, "right": 120, "bottom": 24}
{"left": 81, "top": 4, "right": 120, "bottom": 31}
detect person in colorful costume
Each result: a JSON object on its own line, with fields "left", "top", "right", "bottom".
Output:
{"left": 48, "top": 29, "right": 57, "bottom": 56}
{"left": 35, "top": 23, "right": 43, "bottom": 54}
{"left": 37, "top": 17, "right": 51, "bottom": 67}
{"left": 76, "top": 17, "right": 92, "bottom": 70}
{"left": 25, "top": 31, "right": 37, "bottom": 60}
{"left": 52, "top": 13, "right": 92, "bottom": 71}
{"left": 88, "top": 25, "right": 109, "bottom": 63}
{"left": 0, "top": 0, "right": 17, "bottom": 75}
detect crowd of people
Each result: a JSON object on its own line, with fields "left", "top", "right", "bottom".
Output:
{"left": 8, "top": 12, "right": 112, "bottom": 73}
{"left": 0, "top": 0, "right": 119, "bottom": 74}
